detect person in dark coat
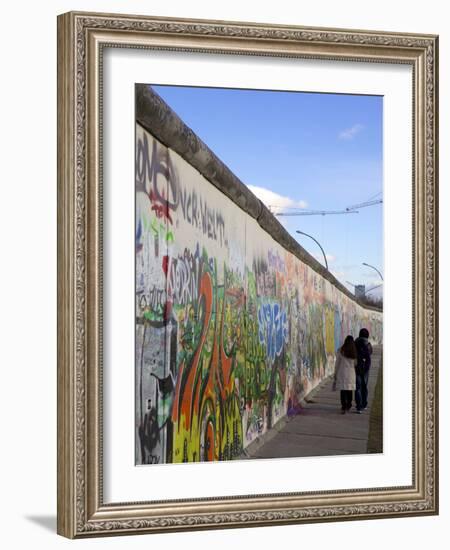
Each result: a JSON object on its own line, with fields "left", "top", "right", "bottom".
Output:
{"left": 354, "top": 328, "right": 373, "bottom": 413}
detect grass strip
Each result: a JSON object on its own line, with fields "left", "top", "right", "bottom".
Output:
{"left": 367, "top": 355, "right": 383, "bottom": 453}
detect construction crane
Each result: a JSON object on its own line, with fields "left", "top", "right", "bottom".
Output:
{"left": 275, "top": 209, "right": 358, "bottom": 217}
{"left": 272, "top": 198, "right": 382, "bottom": 217}
{"left": 345, "top": 198, "right": 383, "bottom": 211}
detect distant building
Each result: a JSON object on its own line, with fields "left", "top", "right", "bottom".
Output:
{"left": 355, "top": 285, "right": 366, "bottom": 299}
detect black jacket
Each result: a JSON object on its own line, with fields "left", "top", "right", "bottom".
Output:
{"left": 355, "top": 336, "right": 373, "bottom": 373}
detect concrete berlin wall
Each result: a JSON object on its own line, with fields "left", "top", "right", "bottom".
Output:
{"left": 135, "top": 85, "right": 383, "bottom": 465}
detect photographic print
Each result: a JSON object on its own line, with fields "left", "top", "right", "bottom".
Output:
{"left": 135, "top": 84, "right": 384, "bottom": 466}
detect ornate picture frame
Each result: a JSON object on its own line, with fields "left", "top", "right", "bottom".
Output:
{"left": 57, "top": 11, "right": 438, "bottom": 538}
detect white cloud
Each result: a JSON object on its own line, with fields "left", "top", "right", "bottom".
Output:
{"left": 338, "top": 123, "right": 364, "bottom": 140}
{"left": 313, "top": 253, "right": 336, "bottom": 264}
{"left": 247, "top": 184, "right": 307, "bottom": 214}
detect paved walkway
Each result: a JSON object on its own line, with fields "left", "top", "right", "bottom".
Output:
{"left": 247, "top": 346, "right": 382, "bottom": 459}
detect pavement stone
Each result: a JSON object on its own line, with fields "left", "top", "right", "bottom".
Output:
{"left": 248, "top": 346, "right": 382, "bottom": 460}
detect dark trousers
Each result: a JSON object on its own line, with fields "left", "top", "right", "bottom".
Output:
{"left": 340, "top": 390, "right": 353, "bottom": 410}
{"left": 355, "top": 369, "right": 369, "bottom": 410}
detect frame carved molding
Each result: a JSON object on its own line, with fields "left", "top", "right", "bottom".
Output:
{"left": 57, "top": 11, "right": 438, "bottom": 538}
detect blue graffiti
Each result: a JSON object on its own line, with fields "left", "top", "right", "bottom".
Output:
{"left": 258, "top": 303, "right": 288, "bottom": 362}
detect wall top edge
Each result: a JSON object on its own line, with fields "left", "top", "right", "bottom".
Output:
{"left": 135, "top": 84, "right": 382, "bottom": 314}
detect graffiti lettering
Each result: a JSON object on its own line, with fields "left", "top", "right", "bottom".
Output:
{"left": 136, "top": 133, "right": 179, "bottom": 223}
{"left": 258, "top": 303, "right": 289, "bottom": 363}
{"left": 137, "top": 132, "right": 227, "bottom": 244}
{"left": 179, "top": 186, "right": 226, "bottom": 245}
{"left": 166, "top": 247, "right": 201, "bottom": 307}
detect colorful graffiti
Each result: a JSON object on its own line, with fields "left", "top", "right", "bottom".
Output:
{"left": 135, "top": 123, "right": 383, "bottom": 465}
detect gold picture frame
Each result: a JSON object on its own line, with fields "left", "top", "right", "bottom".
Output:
{"left": 57, "top": 11, "right": 439, "bottom": 538}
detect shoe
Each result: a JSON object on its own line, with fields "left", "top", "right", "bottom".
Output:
{"left": 341, "top": 409, "right": 346, "bottom": 414}
{"left": 355, "top": 410, "right": 362, "bottom": 414}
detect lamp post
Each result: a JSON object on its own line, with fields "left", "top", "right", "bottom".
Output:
{"left": 296, "top": 230, "right": 328, "bottom": 271}
{"left": 362, "top": 262, "right": 383, "bottom": 281}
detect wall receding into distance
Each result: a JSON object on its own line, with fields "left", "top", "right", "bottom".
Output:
{"left": 135, "top": 86, "right": 383, "bottom": 466}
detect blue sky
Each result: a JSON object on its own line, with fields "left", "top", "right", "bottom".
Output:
{"left": 152, "top": 85, "right": 383, "bottom": 296}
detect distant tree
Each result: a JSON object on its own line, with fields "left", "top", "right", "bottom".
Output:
{"left": 359, "top": 294, "right": 383, "bottom": 309}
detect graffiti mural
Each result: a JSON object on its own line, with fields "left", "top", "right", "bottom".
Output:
{"left": 135, "top": 123, "right": 383, "bottom": 465}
